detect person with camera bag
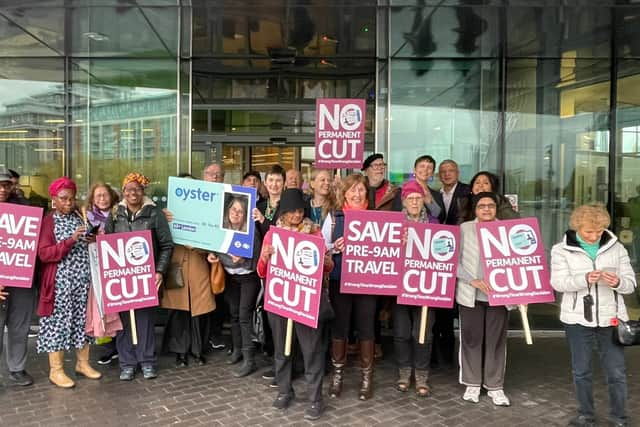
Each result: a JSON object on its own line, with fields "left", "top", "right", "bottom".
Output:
{"left": 550, "top": 203, "right": 636, "bottom": 427}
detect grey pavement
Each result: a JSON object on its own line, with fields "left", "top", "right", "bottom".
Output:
{"left": 1, "top": 334, "right": 639, "bottom": 427}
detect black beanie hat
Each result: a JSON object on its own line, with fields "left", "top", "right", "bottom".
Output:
{"left": 471, "top": 192, "right": 499, "bottom": 211}
{"left": 362, "top": 153, "right": 384, "bottom": 171}
{"left": 279, "top": 188, "right": 306, "bottom": 214}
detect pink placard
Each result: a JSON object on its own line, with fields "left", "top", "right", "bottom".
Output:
{"left": 0, "top": 203, "right": 43, "bottom": 288}
{"left": 264, "top": 228, "right": 325, "bottom": 329}
{"left": 97, "top": 230, "right": 158, "bottom": 314}
{"left": 477, "top": 218, "right": 555, "bottom": 306}
{"left": 340, "top": 210, "right": 404, "bottom": 295}
{"left": 315, "top": 98, "right": 366, "bottom": 169}
{"left": 398, "top": 223, "right": 459, "bottom": 308}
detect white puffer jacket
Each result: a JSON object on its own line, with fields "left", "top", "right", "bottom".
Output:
{"left": 550, "top": 229, "right": 636, "bottom": 327}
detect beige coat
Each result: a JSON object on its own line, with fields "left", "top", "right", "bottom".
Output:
{"left": 160, "top": 245, "right": 216, "bottom": 316}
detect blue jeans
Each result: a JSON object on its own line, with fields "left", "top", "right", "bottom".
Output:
{"left": 564, "top": 323, "right": 627, "bottom": 424}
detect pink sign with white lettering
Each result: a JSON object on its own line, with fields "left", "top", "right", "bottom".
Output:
{"left": 264, "top": 228, "right": 325, "bottom": 329}
{"left": 97, "top": 230, "right": 158, "bottom": 314}
{"left": 340, "top": 210, "right": 405, "bottom": 295}
{"left": 397, "top": 222, "right": 459, "bottom": 308}
{"left": 0, "top": 203, "right": 42, "bottom": 288}
{"left": 315, "top": 98, "right": 366, "bottom": 169}
{"left": 477, "top": 218, "right": 555, "bottom": 306}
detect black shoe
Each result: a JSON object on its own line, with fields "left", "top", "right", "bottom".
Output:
{"left": 262, "top": 369, "right": 275, "bottom": 380}
{"left": 304, "top": 401, "right": 325, "bottom": 421}
{"left": 209, "top": 336, "right": 226, "bottom": 350}
{"left": 269, "top": 378, "right": 278, "bottom": 388}
{"left": 175, "top": 354, "right": 188, "bottom": 368}
{"left": 119, "top": 367, "right": 135, "bottom": 381}
{"left": 227, "top": 349, "right": 242, "bottom": 365}
{"left": 97, "top": 352, "right": 118, "bottom": 365}
{"left": 191, "top": 354, "right": 206, "bottom": 366}
{"left": 568, "top": 415, "right": 596, "bottom": 427}
{"left": 608, "top": 421, "right": 627, "bottom": 427}
{"left": 141, "top": 365, "right": 158, "bottom": 380}
{"left": 8, "top": 370, "right": 33, "bottom": 386}
{"left": 27, "top": 327, "right": 38, "bottom": 338}
{"left": 272, "top": 392, "right": 294, "bottom": 410}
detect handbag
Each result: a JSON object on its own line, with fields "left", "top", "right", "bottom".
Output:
{"left": 164, "top": 263, "right": 185, "bottom": 289}
{"left": 252, "top": 283, "right": 266, "bottom": 345}
{"left": 210, "top": 261, "right": 225, "bottom": 295}
{"left": 613, "top": 293, "right": 640, "bottom": 346}
{"left": 317, "top": 277, "right": 335, "bottom": 323}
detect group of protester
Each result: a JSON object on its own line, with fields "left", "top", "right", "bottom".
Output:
{"left": 0, "top": 155, "right": 634, "bottom": 426}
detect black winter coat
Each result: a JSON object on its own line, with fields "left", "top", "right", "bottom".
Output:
{"left": 104, "top": 199, "right": 174, "bottom": 275}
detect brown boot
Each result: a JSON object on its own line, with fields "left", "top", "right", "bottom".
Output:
{"left": 75, "top": 345, "right": 102, "bottom": 380}
{"left": 49, "top": 351, "right": 75, "bottom": 388}
{"left": 415, "top": 369, "right": 431, "bottom": 397}
{"left": 358, "top": 340, "right": 374, "bottom": 401}
{"left": 329, "top": 339, "right": 347, "bottom": 398}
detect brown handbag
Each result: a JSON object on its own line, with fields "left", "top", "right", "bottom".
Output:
{"left": 210, "top": 261, "right": 225, "bottom": 295}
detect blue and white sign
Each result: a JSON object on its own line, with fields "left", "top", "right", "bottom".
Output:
{"left": 167, "top": 177, "right": 257, "bottom": 258}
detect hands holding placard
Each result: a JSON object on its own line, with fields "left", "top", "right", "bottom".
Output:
{"left": 470, "top": 278, "right": 492, "bottom": 294}
{"left": 0, "top": 284, "right": 7, "bottom": 301}
{"left": 260, "top": 244, "right": 274, "bottom": 263}
{"left": 155, "top": 273, "right": 163, "bottom": 290}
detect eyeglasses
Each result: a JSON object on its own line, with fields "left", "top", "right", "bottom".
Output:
{"left": 369, "top": 162, "right": 386, "bottom": 169}
{"left": 405, "top": 196, "right": 423, "bottom": 203}
{"left": 476, "top": 203, "right": 497, "bottom": 210}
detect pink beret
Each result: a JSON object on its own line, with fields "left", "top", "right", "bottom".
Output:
{"left": 48, "top": 177, "right": 77, "bottom": 198}
{"left": 401, "top": 180, "right": 425, "bottom": 200}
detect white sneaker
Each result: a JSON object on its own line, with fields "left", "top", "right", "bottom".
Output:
{"left": 462, "top": 386, "right": 481, "bottom": 403}
{"left": 487, "top": 389, "right": 511, "bottom": 406}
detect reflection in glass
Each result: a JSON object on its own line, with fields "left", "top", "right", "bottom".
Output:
{"left": 70, "top": 59, "right": 178, "bottom": 202}
{"left": 615, "top": 60, "right": 640, "bottom": 319}
{"left": 389, "top": 59, "right": 499, "bottom": 183}
{"left": 0, "top": 59, "right": 65, "bottom": 210}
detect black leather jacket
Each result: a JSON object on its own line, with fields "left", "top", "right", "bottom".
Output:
{"left": 104, "top": 198, "right": 174, "bottom": 275}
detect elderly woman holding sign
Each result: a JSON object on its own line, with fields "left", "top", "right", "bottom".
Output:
{"left": 105, "top": 172, "right": 173, "bottom": 381}
{"left": 329, "top": 173, "right": 378, "bottom": 401}
{"left": 456, "top": 192, "right": 511, "bottom": 406}
{"left": 550, "top": 204, "right": 636, "bottom": 427}
{"left": 257, "top": 188, "right": 333, "bottom": 421}
{"left": 37, "top": 177, "right": 102, "bottom": 388}
{"left": 394, "top": 180, "right": 439, "bottom": 397}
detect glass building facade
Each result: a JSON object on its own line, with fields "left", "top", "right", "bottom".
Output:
{"left": 1, "top": 0, "right": 639, "bottom": 326}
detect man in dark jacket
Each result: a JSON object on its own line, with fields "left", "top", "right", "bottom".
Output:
{"left": 0, "top": 170, "right": 35, "bottom": 386}
{"left": 438, "top": 159, "right": 471, "bottom": 225}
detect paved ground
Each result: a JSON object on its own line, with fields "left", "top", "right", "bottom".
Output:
{"left": 1, "top": 333, "right": 639, "bottom": 427}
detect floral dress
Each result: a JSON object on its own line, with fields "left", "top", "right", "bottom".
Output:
{"left": 37, "top": 212, "right": 92, "bottom": 353}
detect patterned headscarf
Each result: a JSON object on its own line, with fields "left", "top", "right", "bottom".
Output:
{"left": 122, "top": 172, "right": 150, "bottom": 190}
{"left": 48, "top": 176, "right": 77, "bottom": 198}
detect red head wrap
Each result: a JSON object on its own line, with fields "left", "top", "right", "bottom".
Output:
{"left": 48, "top": 177, "right": 77, "bottom": 198}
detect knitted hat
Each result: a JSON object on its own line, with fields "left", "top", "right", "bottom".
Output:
{"left": 362, "top": 153, "right": 384, "bottom": 171}
{"left": 279, "top": 188, "right": 306, "bottom": 214}
{"left": 401, "top": 180, "right": 425, "bottom": 200}
{"left": 48, "top": 177, "right": 77, "bottom": 197}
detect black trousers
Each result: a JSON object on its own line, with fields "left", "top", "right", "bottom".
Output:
{"left": 117, "top": 306, "right": 157, "bottom": 369}
{"left": 209, "top": 288, "right": 227, "bottom": 339}
{"left": 225, "top": 272, "right": 261, "bottom": 349}
{"left": 268, "top": 312, "right": 325, "bottom": 403}
{"left": 162, "top": 309, "right": 210, "bottom": 356}
{"left": 431, "top": 307, "right": 456, "bottom": 366}
{"left": 329, "top": 279, "right": 377, "bottom": 341}
{"left": 0, "top": 286, "right": 34, "bottom": 372}
{"left": 393, "top": 304, "right": 435, "bottom": 371}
